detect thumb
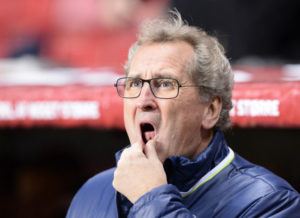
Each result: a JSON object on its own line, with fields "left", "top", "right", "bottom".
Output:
{"left": 144, "top": 139, "right": 159, "bottom": 160}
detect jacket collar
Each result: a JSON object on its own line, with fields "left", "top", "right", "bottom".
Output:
{"left": 163, "top": 131, "right": 229, "bottom": 191}
{"left": 115, "top": 131, "right": 229, "bottom": 192}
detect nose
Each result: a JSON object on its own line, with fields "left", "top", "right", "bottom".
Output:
{"left": 136, "top": 82, "right": 157, "bottom": 111}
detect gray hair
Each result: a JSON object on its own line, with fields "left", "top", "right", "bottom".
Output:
{"left": 124, "top": 10, "right": 234, "bottom": 130}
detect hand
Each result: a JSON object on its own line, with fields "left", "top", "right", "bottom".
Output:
{"left": 112, "top": 139, "right": 167, "bottom": 203}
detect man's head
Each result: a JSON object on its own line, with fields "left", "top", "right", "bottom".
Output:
{"left": 120, "top": 10, "right": 234, "bottom": 162}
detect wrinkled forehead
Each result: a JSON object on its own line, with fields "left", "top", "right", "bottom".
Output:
{"left": 127, "top": 41, "right": 195, "bottom": 81}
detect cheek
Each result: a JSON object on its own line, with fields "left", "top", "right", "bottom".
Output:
{"left": 123, "top": 101, "right": 136, "bottom": 140}
{"left": 124, "top": 100, "right": 135, "bottom": 119}
{"left": 160, "top": 101, "right": 195, "bottom": 140}
{"left": 173, "top": 102, "right": 204, "bottom": 136}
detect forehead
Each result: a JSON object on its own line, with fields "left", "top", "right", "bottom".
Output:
{"left": 128, "top": 41, "right": 194, "bottom": 79}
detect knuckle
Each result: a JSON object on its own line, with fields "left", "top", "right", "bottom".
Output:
{"left": 121, "top": 148, "right": 136, "bottom": 160}
{"left": 114, "top": 167, "right": 121, "bottom": 177}
{"left": 113, "top": 172, "right": 119, "bottom": 186}
{"left": 120, "top": 148, "right": 131, "bottom": 158}
{"left": 112, "top": 179, "right": 116, "bottom": 188}
{"left": 112, "top": 179, "right": 118, "bottom": 190}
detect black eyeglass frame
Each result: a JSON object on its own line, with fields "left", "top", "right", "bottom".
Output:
{"left": 114, "top": 77, "right": 200, "bottom": 99}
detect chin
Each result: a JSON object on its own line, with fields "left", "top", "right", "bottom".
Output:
{"left": 157, "top": 154, "right": 166, "bottom": 163}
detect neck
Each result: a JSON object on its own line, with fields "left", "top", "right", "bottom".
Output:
{"left": 191, "top": 129, "right": 214, "bottom": 160}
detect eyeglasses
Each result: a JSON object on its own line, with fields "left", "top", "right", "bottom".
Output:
{"left": 114, "top": 77, "right": 199, "bottom": 99}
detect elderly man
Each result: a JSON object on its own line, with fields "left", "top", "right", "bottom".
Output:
{"left": 67, "top": 11, "right": 300, "bottom": 217}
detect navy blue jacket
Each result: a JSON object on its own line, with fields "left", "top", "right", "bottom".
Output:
{"left": 67, "top": 131, "right": 300, "bottom": 217}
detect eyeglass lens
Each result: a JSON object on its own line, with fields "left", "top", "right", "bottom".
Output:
{"left": 116, "top": 78, "right": 179, "bottom": 98}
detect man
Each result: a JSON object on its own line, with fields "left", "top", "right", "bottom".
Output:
{"left": 67, "top": 11, "right": 300, "bottom": 217}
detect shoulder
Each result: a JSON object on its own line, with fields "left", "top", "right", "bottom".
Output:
{"left": 222, "top": 153, "right": 300, "bottom": 216}
{"left": 66, "top": 168, "right": 116, "bottom": 218}
{"left": 230, "top": 154, "right": 296, "bottom": 193}
{"left": 82, "top": 167, "right": 115, "bottom": 190}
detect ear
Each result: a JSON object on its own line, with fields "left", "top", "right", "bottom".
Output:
{"left": 202, "top": 96, "right": 222, "bottom": 130}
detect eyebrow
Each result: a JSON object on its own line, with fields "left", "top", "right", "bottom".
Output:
{"left": 128, "top": 72, "right": 178, "bottom": 80}
{"left": 155, "top": 74, "right": 176, "bottom": 79}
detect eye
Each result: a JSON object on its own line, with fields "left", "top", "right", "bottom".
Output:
{"left": 158, "top": 79, "right": 175, "bottom": 89}
{"left": 126, "top": 79, "right": 142, "bottom": 88}
{"left": 132, "top": 81, "right": 141, "bottom": 87}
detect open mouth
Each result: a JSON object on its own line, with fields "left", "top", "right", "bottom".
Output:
{"left": 140, "top": 122, "right": 156, "bottom": 144}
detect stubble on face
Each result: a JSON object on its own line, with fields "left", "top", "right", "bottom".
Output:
{"left": 124, "top": 41, "right": 210, "bottom": 162}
